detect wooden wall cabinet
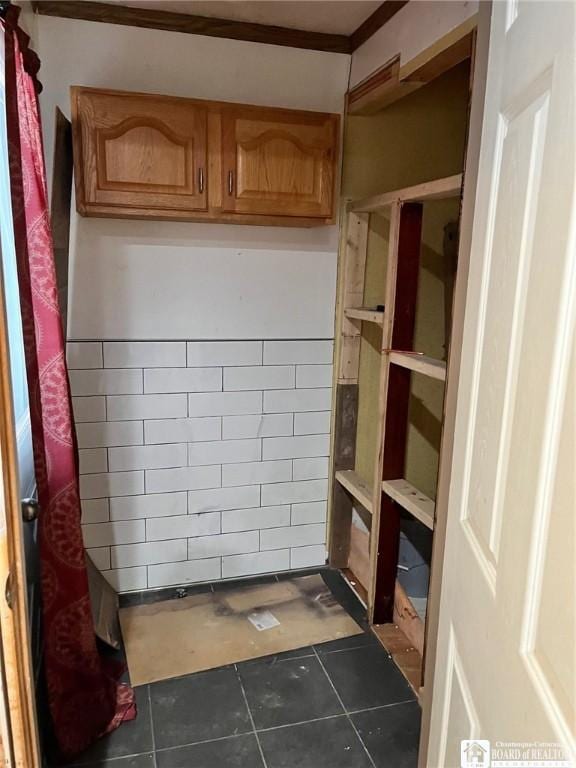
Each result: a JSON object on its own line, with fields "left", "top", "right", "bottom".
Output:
{"left": 221, "top": 106, "right": 337, "bottom": 218}
{"left": 71, "top": 87, "right": 339, "bottom": 226}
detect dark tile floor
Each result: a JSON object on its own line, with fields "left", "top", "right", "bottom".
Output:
{"left": 69, "top": 569, "right": 421, "bottom": 768}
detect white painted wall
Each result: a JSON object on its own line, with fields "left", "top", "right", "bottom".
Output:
{"left": 350, "top": 0, "right": 478, "bottom": 88}
{"left": 15, "top": 1, "right": 37, "bottom": 41}
{"left": 36, "top": 16, "right": 349, "bottom": 340}
{"left": 33, "top": 15, "right": 348, "bottom": 585}
{"left": 68, "top": 219, "right": 338, "bottom": 339}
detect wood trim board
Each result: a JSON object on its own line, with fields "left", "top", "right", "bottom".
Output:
{"left": 349, "top": 1, "right": 409, "bottom": 51}
{"left": 32, "top": 0, "right": 351, "bottom": 53}
{"left": 347, "top": 15, "right": 478, "bottom": 115}
{"left": 32, "top": 1, "right": 408, "bottom": 55}
{"left": 0, "top": 267, "right": 41, "bottom": 767}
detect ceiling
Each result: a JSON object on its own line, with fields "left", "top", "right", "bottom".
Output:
{"left": 94, "top": 1, "right": 383, "bottom": 35}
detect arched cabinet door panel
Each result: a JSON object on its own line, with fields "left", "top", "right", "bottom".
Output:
{"left": 221, "top": 106, "right": 339, "bottom": 218}
{"left": 72, "top": 88, "right": 208, "bottom": 214}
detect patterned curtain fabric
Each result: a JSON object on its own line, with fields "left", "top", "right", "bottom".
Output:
{"left": 2, "top": 6, "right": 135, "bottom": 759}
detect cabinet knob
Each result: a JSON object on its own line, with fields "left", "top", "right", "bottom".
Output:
{"left": 228, "top": 170, "right": 234, "bottom": 196}
{"left": 198, "top": 167, "right": 204, "bottom": 194}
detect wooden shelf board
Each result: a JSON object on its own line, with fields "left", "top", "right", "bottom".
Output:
{"left": 389, "top": 351, "right": 446, "bottom": 381}
{"left": 382, "top": 478, "right": 435, "bottom": 529}
{"left": 344, "top": 307, "right": 384, "bottom": 326}
{"left": 348, "top": 173, "right": 462, "bottom": 213}
{"left": 335, "top": 469, "right": 373, "bottom": 514}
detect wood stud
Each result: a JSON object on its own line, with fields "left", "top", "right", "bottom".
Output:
{"left": 371, "top": 202, "right": 423, "bottom": 624}
{"left": 338, "top": 212, "right": 370, "bottom": 384}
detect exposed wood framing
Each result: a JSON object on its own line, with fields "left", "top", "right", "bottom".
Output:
{"left": 344, "top": 307, "right": 384, "bottom": 326}
{"left": 338, "top": 213, "right": 370, "bottom": 384}
{"left": 371, "top": 623, "right": 422, "bottom": 693}
{"left": 347, "top": 15, "right": 477, "bottom": 114}
{"left": 330, "top": 170, "right": 464, "bottom": 694}
{"left": 389, "top": 352, "right": 446, "bottom": 381}
{"left": 393, "top": 581, "right": 425, "bottom": 655}
{"left": 370, "top": 202, "right": 423, "bottom": 624}
{"left": 382, "top": 479, "right": 435, "bottom": 530}
{"left": 341, "top": 568, "right": 369, "bottom": 607}
{"left": 329, "top": 209, "right": 370, "bottom": 569}
{"left": 348, "top": 174, "right": 462, "bottom": 214}
{"left": 335, "top": 470, "right": 373, "bottom": 514}
{"left": 329, "top": 386, "right": 360, "bottom": 568}
{"left": 348, "top": 523, "right": 371, "bottom": 594}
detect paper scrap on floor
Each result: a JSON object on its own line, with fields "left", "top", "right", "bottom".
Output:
{"left": 120, "top": 574, "right": 363, "bottom": 685}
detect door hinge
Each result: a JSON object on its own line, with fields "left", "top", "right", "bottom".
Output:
{"left": 5, "top": 572, "right": 13, "bottom": 610}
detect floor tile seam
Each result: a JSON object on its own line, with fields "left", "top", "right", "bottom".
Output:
{"left": 312, "top": 645, "right": 378, "bottom": 768}
{"left": 73, "top": 693, "right": 420, "bottom": 766}
{"left": 69, "top": 748, "right": 152, "bottom": 768}
{"left": 314, "top": 641, "right": 374, "bottom": 656}
{"left": 147, "top": 685, "right": 158, "bottom": 768}
{"left": 254, "top": 711, "right": 345, "bottom": 734}
{"left": 251, "top": 698, "right": 417, "bottom": 735}
{"left": 234, "top": 662, "right": 270, "bottom": 768}
{"left": 154, "top": 728, "right": 253, "bottom": 755}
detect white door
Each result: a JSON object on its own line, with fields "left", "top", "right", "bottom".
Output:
{"left": 426, "top": 1, "right": 575, "bottom": 767}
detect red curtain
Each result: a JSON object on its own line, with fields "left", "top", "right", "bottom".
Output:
{"left": 3, "top": 6, "right": 135, "bottom": 760}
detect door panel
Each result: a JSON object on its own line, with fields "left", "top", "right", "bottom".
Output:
{"left": 73, "top": 88, "right": 208, "bottom": 213}
{"left": 221, "top": 106, "right": 338, "bottom": 217}
{"left": 426, "top": 1, "right": 576, "bottom": 765}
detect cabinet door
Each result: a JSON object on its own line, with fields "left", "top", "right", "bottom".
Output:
{"left": 221, "top": 106, "right": 338, "bottom": 218}
{"left": 72, "top": 88, "right": 208, "bottom": 213}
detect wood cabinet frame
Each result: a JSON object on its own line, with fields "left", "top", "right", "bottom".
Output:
{"left": 71, "top": 87, "right": 340, "bottom": 227}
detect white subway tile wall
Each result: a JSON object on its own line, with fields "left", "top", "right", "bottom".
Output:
{"left": 68, "top": 340, "right": 332, "bottom": 592}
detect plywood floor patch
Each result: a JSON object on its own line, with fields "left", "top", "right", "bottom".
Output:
{"left": 120, "top": 575, "right": 363, "bottom": 686}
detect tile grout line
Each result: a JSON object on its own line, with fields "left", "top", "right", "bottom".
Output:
{"left": 146, "top": 684, "right": 159, "bottom": 768}
{"left": 251, "top": 698, "right": 416, "bottom": 734}
{"left": 234, "top": 663, "right": 269, "bottom": 768}
{"left": 153, "top": 728, "right": 253, "bottom": 756}
{"left": 148, "top": 699, "right": 417, "bottom": 758}
{"left": 312, "top": 645, "right": 378, "bottom": 768}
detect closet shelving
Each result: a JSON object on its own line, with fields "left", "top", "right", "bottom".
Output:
{"left": 388, "top": 352, "right": 446, "bottom": 381}
{"left": 329, "top": 172, "right": 463, "bottom": 691}
{"left": 344, "top": 307, "right": 384, "bottom": 326}
{"left": 334, "top": 469, "right": 374, "bottom": 513}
